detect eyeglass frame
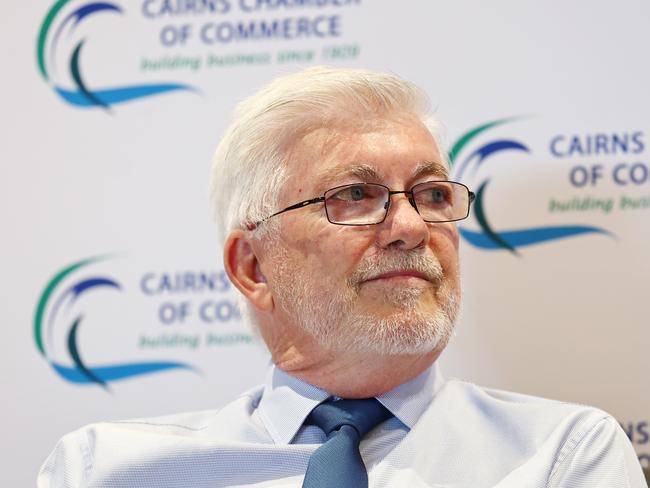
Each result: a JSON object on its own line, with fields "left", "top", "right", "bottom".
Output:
{"left": 252, "top": 180, "right": 476, "bottom": 228}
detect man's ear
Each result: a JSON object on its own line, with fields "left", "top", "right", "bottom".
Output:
{"left": 223, "top": 230, "right": 273, "bottom": 313}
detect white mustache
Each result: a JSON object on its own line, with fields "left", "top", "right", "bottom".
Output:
{"left": 348, "top": 252, "right": 444, "bottom": 287}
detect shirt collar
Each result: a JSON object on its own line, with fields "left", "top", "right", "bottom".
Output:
{"left": 376, "top": 361, "right": 445, "bottom": 429}
{"left": 255, "top": 362, "right": 445, "bottom": 445}
{"left": 256, "top": 366, "right": 330, "bottom": 445}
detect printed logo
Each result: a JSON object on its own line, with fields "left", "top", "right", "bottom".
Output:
{"left": 620, "top": 419, "right": 649, "bottom": 467}
{"left": 37, "top": 0, "right": 363, "bottom": 109}
{"left": 37, "top": 0, "right": 194, "bottom": 109}
{"left": 34, "top": 256, "right": 195, "bottom": 389}
{"left": 450, "top": 117, "right": 612, "bottom": 254}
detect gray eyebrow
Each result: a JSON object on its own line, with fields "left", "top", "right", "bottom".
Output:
{"left": 317, "top": 161, "right": 449, "bottom": 192}
{"left": 412, "top": 161, "right": 449, "bottom": 180}
{"left": 317, "top": 164, "right": 382, "bottom": 190}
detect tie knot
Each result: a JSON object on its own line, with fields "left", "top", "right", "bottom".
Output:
{"left": 307, "top": 398, "right": 392, "bottom": 438}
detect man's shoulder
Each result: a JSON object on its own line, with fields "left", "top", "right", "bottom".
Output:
{"left": 443, "top": 377, "right": 608, "bottom": 413}
{"left": 431, "top": 378, "right": 617, "bottom": 452}
{"left": 406, "top": 378, "right": 644, "bottom": 486}
{"left": 61, "top": 383, "right": 265, "bottom": 444}
{"left": 441, "top": 377, "right": 612, "bottom": 423}
{"left": 37, "top": 384, "right": 275, "bottom": 487}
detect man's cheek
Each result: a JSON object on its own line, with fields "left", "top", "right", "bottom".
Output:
{"left": 437, "top": 223, "right": 459, "bottom": 246}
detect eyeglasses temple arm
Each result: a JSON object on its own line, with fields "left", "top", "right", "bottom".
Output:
{"left": 250, "top": 197, "right": 326, "bottom": 228}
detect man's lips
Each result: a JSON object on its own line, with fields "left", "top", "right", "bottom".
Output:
{"left": 364, "top": 270, "right": 432, "bottom": 282}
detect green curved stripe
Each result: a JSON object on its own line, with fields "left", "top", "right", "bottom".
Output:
{"left": 474, "top": 181, "right": 518, "bottom": 255}
{"left": 34, "top": 255, "right": 110, "bottom": 357}
{"left": 67, "top": 316, "right": 109, "bottom": 390}
{"left": 37, "top": 0, "right": 72, "bottom": 79}
{"left": 448, "top": 117, "right": 520, "bottom": 166}
{"left": 70, "top": 41, "right": 110, "bottom": 109}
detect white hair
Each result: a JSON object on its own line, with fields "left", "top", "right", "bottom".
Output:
{"left": 209, "top": 65, "right": 448, "bottom": 245}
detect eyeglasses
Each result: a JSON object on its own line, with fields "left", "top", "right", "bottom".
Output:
{"left": 256, "top": 180, "right": 475, "bottom": 226}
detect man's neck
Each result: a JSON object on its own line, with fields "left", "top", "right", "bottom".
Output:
{"left": 273, "top": 345, "right": 441, "bottom": 398}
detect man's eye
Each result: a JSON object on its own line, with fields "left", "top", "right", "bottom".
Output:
{"left": 416, "top": 184, "right": 451, "bottom": 207}
{"left": 349, "top": 186, "right": 365, "bottom": 201}
{"left": 431, "top": 188, "right": 447, "bottom": 203}
{"left": 333, "top": 185, "right": 366, "bottom": 201}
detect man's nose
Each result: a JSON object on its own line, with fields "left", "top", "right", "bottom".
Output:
{"left": 375, "top": 194, "right": 429, "bottom": 250}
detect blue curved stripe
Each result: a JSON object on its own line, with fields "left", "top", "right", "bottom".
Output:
{"left": 70, "top": 277, "right": 120, "bottom": 297}
{"left": 55, "top": 84, "right": 194, "bottom": 106}
{"left": 46, "top": 277, "right": 120, "bottom": 351}
{"left": 474, "top": 140, "right": 529, "bottom": 161}
{"left": 49, "top": 2, "right": 122, "bottom": 79}
{"left": 472, "top": 180, "right": 518, "bottom": 254}
{"left": 69, "top": 2, "right": 122, "bottom": 29}
{"left": 51, "top": 361, "right": 196, "bottom": 383}
{"left": 67, "top": 316, "right": 108, "bottom": 389}
{"left": 456, "top": 140, "right": 529, "bottom": 182}
{"left": 70, "top": 41, "right": 110, "bottom": 109}
{"left": 460, "top": 225, "right": 613, "bottom": 250}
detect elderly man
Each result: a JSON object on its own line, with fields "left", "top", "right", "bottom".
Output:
{"left": 39, "top": 67, "right": 645, "bottom": 487}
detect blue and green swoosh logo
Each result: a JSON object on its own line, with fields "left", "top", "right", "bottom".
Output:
{"left": 450, "top": 118, "right": 612, "bottom": 254}
{"left": 34, "top": 256, "right": 195, "bottom": 389}
{"left": 37, "top": 0, "right": 194, "bottom": 109}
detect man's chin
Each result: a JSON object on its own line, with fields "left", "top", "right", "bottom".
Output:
{"left": 326, "top": 307, "right": 452, "bottom": 355}
{"left": 356, "top": 292, "right": 439, "bottom": 314}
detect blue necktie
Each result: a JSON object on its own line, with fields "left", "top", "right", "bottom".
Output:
{"left": 302, "top": 398, "right": 393, "bottom": 488}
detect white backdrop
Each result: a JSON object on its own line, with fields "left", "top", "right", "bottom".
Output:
{"left": 3, "top": 1, "right": 649, "bottom": 486}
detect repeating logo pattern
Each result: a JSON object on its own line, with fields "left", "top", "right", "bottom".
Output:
{"left": 450, "top": 118, "right": 612, "bottom": 254}
{"left": 37, "top": 0, "right": 194, "bottom": 109}
{"left": 34, "top": 256, "right": 195, "bottom": 389}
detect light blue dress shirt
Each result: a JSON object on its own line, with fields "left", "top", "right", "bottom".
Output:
{"left": 38, "top": 364, "right": 646, "bottom": 487}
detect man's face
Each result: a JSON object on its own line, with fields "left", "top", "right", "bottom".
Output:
{"left": 261, "top": 114, "right": 461, "bottom": 356}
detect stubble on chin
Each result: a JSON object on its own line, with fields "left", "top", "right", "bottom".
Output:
{"left": 273, "top": 248, "right": 460, "bottom": 356}
{"left": 361, "top": 283, "right": 426, "bottom": 310}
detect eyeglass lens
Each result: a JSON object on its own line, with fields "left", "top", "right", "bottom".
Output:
{"left": 324, "top": 182, "right": 469, "bottom": 225}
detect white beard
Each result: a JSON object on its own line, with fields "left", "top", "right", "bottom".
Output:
{"left": 272, "top": 248, "right": 459, "bottom": 355}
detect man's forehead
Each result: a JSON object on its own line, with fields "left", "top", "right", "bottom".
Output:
{"left": 316, "top": 161, "right": 449, "bottom": 187}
